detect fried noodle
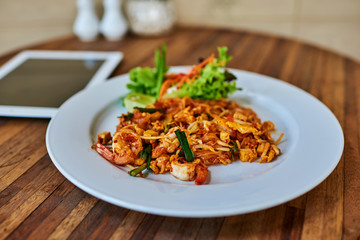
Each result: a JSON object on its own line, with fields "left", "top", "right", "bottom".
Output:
{"left": 93, "top": 96, "right": 283, "bottom": 185}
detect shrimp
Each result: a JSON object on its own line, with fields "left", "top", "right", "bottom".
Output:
{"left": 152, "top": 127, "right": 180, "bottom": 158}
{"left": 95, "top": 143, "right": 115, "bottom": 162}
{"left": 170, "top": 159, "right": 208, "bottom": 185}
{"left": 95, "top": 129, "right": 143, "bottom": 165}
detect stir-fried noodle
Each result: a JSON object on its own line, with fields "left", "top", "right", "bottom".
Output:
{"left": 93, "top": 97, "right": 283, "bottom": 185}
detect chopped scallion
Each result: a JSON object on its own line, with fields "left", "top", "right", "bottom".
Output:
{"left": 139, "top": 144, "right": 153, "bottom": 171}
{"left": 125, "top": 113, "right": 134, "bottom": 121}
{"left": 232, "top": 140, "right": 239, "bottom": 153}
{"left": 175, "top": 129, "right": 195, "bottom": 162}
{"left": 134, "top": 107, "right": 165, "bottom": 113}
{"left": 129, "top": 163, "right": 147, "bottom": 177}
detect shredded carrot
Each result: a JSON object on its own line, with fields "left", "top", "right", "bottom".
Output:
{"left": 164, "top": 73, "right": 185, "bottom": 79}
{"left": 217, "top": 60, "right": 225, "bottom": 66}
{"left": 158, "top": 78, "right": 179, "bottom": 100}
{"left": 192, "top": 54, "right": 214, "bottom": 75}
{"left": 158, "top": 53, "right": 216, "bottom": 100}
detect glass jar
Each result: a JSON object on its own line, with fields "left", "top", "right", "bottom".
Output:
{"left": 125, "top": 0, "right": 176, "bottom": 36}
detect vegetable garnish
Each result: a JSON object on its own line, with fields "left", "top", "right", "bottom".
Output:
{"left": 126, "top": 44, "right": 168, "bottom": 100}
{"left": 140, "top": 144, "right": 151, "bottom": 159}
{"left": 129, "top": 144, "right": 152, "bottom": 177}
{"left": 232, "top": 140, "right": 239, "bottom": 153}
{"left": 133, "top": 107, "right": 165, "bottom": 113}
{"left": 175, "top": 129, "right": 195, "bottom": 162}
{"left": 125, "top": 113, "right": 133, "bottom": 121}
{"left": 155, "top": 44, "right": 168, "bottom": 100}
{"left": 229, "top": 140, "right": 239, "bottom": 159}
{"left": 123, "top": 92, "right": 156, "bottom": 112}
{"left": 224, "top": 70, "right": 237, "bottom": 82}
{"left": 125, "top": 45, "right": 238, "bottom": 109}
{"left": 161, "top": 46, "right": 237, "bottom": 100}
{"left": 129, "top": 163, "right": 147, "bottom": 177}
{"left": 140, "top": 144, "right": 153, "bottom": 170}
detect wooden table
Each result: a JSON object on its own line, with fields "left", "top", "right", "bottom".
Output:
{"left": 0, "top": 27, "right": 359, "bottom": 240}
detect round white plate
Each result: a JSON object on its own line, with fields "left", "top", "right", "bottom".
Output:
{"left": 46, "top": 67, "right": 344, "bottom": 217}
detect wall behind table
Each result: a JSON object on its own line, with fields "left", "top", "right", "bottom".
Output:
{"left": 0, "top": 0, "right": 359, "bottom": 60}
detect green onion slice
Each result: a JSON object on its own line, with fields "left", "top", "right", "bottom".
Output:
{"left": 232, "top": 140, "right": 239, "bottom": 153}
{"left": 175, "top": 129, "right": 195, "bottom": 162}
{"left": 134, "top": 107, "right": 165, "bottom": 113}
{"left": 129, "top": 163, "right": 147, "bottom": 177}
{"left": 139, "top": 144, "right": 153, "bottom": 170}
{"left": 125, "top": 113, "right": 134, "bottom": 121}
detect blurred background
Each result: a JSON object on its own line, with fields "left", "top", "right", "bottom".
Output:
{"left": 0, "top": 0, "right": 359, "bottom": 60}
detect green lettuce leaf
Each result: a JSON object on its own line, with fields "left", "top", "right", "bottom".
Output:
{"left": 165, "top": 46, "right": 237, "bottom": 100}
{"left": 126, "top": 44, "right": 167, "bottom": 99}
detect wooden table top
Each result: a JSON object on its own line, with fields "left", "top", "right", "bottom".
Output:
{"left": 0, "top": 27, "right": 359, "bottom": 240}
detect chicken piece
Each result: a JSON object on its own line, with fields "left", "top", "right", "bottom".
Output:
{"left": 239, "top": 148, "right": 258, "bottom": 162}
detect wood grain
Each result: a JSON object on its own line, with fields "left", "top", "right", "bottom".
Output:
{"left": 0, "top": 27, "right": 359, "bottom": 240}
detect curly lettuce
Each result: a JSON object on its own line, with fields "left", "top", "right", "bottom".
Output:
{"left": 165, "top": 47, "right": 237, "bottom": 100}
{"left": 126, "top": 44, "right": 168, "bottom": 99}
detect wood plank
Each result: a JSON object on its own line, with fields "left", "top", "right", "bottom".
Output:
{"left": 167, "top": 29, "right": 239, "bottom": 67}
{"left": 287, "top": 194, "right": 307, "bottom": 210}
{"left": 343, "top": 59, "right": 360, "bottom": 239}
{"left": 300, "top": 50, "right": 328, "bottom": 240}
{"left": 301, "top": 181, "right": 327, "bottom": 240}
{"left": 87, "top": 205, "right": 129, "bottom": 240}
{"left": 46, "top": 194, "right": 98, "bottom": 239}
{"left": 154, "top": 217, "right": 184, "bottom": 240}
{"left": 235, "top": 35, "right": 279, "bottom": 74}
{"left": 172, "top": 218, "right": 203, "bottom": 240}
{"left": 195, "top": 217, "right": 224, "bottom": 240}
{"left": 278, "top": 41, "right": 301, "bottom": 83}
{"left": 0, "top": 120, "right": 48, "bottom": 177}
{"left": 320, "top": 53, "right": 344, "bottom": 240}
{"left": 24, "top": 186, "right": 87, "bottom": 239}
{"left": 0, "top": 156, "right": 52, "bottom": 208}
{"left": 109, "top": 211, "right": 146, "bottom": 240}
{"left": 0, "top": 143, "right": 47, "bottom": 192}
{"left": 301, "top": 51, "right": 345, "bottom": 240}
{"left": 67, "top": 200, "right": 127, "bottom": 240}
{"left": 257, "top": 38, "right": 296, "bottom": 79}
{"left": 130, "top": 214, "right": 165, "bottom": 240}
{"left": 280, "top": 206, "right": 305, "bottom": 240}
{"left": 153, "top": 216, "right": 223, "bottom": 240}
{"left": 217, "top": 212, "right": 264, "bottom": 240}
{"left": 279, "top": 43, "right": 318, "bottom": 89}
{"left": 6, "top": 180, "right": 73, "bottom": 240}
{"left": 0, "top": 159, "right": 63, "bottom": 239}
{"left": 0, "top": 119, "right": 30, "bottom": 146}
{"left": 227, "top": 33, "right": 257, "bottom": 69}
{"left": 153, "top": 217, "right": 185, "bottom": 240}
{"left": 259, "top": 205, "right": 287, "bottom": 240}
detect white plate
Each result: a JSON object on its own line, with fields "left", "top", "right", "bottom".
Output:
{"left": 46, "top": 67, "right": 344, "bottom": 217}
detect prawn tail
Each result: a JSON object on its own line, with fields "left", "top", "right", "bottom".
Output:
{"left": 95, "top": 143, "right": 115, "bottom": 163}
{"left": 195, "top": 163, "right": 208, "bottom": 185}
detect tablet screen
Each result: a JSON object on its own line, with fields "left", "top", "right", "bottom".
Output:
{"left": 0, "top": 58, "right": 105, "bottom": 108}
{"left": 0, "top": 50, "right": 122, "bottom": 117}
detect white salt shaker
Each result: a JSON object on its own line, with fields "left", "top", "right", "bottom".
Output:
{"left": 100, "top": 0, "right": 128, "bottom": 41}
{"left": 125, "top": 0, "right": 176, "bottom": 36}
{"left": 73, "top": 0, "right": 100, "bottom": 41}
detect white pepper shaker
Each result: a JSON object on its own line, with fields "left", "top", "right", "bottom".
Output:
{"left": 100, "top": 0, "right": 128, "bottom": 41}
{"left": 73, "top": 0, "right": 100, "bottom": 41}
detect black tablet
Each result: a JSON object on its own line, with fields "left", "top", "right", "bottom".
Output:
{"left": 0, "top": 50, "right": 122, "bottom": 118}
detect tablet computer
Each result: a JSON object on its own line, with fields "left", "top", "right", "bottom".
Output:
{"left": 0, "top": 50, "right": 123, "bottom": 118}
